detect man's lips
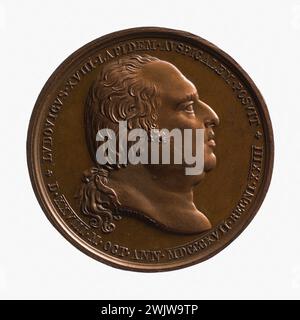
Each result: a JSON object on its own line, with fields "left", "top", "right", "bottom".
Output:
{"left": 206, "top": 131, "right": 216, "bottom": 147}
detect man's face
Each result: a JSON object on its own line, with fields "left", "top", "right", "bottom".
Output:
{"left": 143, "top": 61, "right": 219, "bottom": 173}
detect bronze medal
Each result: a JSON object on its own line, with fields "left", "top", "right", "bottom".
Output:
{"left": 27, "top": 27, "right": 274, "bottom": 271}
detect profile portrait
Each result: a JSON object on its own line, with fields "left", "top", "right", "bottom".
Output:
{"left": 77, "top": 54, "right": 219, "bottom": 235}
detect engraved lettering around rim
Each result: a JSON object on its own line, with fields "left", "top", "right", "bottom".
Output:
{"left": 32, "top": 28, "right": 272, "bottom": 271}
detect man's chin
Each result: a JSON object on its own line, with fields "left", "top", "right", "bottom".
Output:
{"left": 204, "top": 154, "right": 217, "bottom": 172}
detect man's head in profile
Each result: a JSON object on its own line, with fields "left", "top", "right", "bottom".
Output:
{"left": 78, "top": 54, "right": 219, "bottom": 234}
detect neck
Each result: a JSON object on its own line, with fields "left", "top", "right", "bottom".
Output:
{"left": 108, "top": 164, "right": 211, "bottom": 234}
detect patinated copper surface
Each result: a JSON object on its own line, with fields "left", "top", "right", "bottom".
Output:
{"left": 27, "top": 27, "right": 274, "bottom": 271}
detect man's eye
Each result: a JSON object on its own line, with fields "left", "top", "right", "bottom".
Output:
{"left": 184, "top": 103, "right": 195, "bottom": 114}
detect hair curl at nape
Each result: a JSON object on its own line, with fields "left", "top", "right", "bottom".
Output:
{"left": 77, "top": 54, "right": 161, "bottom": 233}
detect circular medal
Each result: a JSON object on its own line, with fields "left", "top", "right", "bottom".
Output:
{"left": 27, "top": 27, "right": 274, "bottom": 271}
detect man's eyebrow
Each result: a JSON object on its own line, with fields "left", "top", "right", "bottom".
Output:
{"left": 178, "top": 92, "right": 199, "bottom": 104}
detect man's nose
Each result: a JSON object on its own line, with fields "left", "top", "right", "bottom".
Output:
{"left": 199, "top": 100, "right": 219, "bottom": 128}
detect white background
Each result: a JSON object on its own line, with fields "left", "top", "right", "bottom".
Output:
{"left": 0, "top": 0, "right": 299, "bottom": 299}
